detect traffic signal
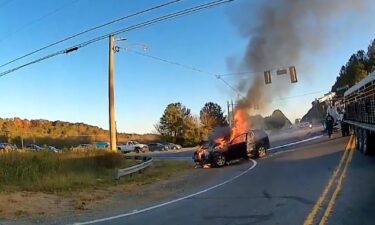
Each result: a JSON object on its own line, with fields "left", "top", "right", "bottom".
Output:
{"left": 276, "top": 68, "right": 287, "bottom": 75}
{"left": 289, "top": 66, "right": 297, "bottom": 83}
{"left": 264, "top": 70, "right": 271, "bottom": 84}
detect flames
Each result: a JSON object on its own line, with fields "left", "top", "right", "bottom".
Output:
{"left": 230, "top": 109, "right": 249, "bottom": 143}
{"left": 214, "top": 108, "right": 249, "bottom": 148}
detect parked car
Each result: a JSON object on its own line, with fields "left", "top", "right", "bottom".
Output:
{"left": 193, "top": 129, "right": 270, "bottom": 167}
{"left": 47, "top": 146, "right": 60, "bottom": 153}
{"left": 0, "top": 143, "right": 17, "bottom": 151}
{"left": 148, "top": 143, "right": 168, "bottom": 151}
{"left": 117, "top": 141, "right": 148, "bottom": 153}
{"left": 25, "top": 144, "right": 42, "bottom": 151}
{"left": 163, "top": 142, "right": 182, "bottom": 150}
{"left": 71, "top": 144, "right": 95, "bottom": 151}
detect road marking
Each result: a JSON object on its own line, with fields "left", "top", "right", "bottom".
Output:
{"left": 71, "top": 159, "right": 257, "bottom": 225}
{"left": 269, "top": 135, "right": 323, "bottom": 152}
{"left": 153, "top": 156, "right": 192, "bottom": 160}
{"left": 318, "top": 137, "right": 355, "bottom": 225}
{"left": 302, "top": 136, "right": 354, "bottom": 225}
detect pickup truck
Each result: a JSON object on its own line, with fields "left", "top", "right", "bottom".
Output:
{"left": 117, "top": 141, "right": 148, "bottom": 153}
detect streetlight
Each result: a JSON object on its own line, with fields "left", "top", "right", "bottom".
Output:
{"left": 107, "top": 36, "right": 148, "bottom": 151}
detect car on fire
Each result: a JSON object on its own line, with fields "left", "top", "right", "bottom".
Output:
{"left": 193, "top": 129, "right": 270, "bottom": 167}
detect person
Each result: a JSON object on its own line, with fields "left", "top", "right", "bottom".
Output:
{"left": 326, "top": 114, "right": 334, "bottom": 138}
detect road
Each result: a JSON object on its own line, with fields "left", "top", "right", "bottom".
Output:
{"left": 71, "top": 133, "right": 375, "bottom": 225}
{"left": 142, "top": 127, "right": 324, "bottom": 160}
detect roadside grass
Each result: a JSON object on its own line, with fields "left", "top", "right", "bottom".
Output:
{"left": 0, "top": 151, "right": 192, "bottom": 193}
{"left": 119, "top": 160, "right": 192, "bottom": 186}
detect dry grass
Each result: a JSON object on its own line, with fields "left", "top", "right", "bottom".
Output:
{"left": 0, "top": 150, "right": 192, "bottom": 193}
{"left": 0, "top": 150, "right": 133, "bottom": 192}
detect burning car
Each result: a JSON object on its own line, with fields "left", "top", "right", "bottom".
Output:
{"left": 193, "top": 129, "right": 270, "bottom": 167}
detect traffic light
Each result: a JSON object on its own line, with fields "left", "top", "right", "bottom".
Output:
{"left": 276, "top": 68, "right": 287, "bottom": 75}
{"left": 289, "top": 66, "right": 297, "bottom": 83}
{"left": 264, "top": 70, "right": 271, "bottom": 84}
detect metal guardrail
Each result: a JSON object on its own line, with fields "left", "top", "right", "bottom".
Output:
{"left": 114, "top": 156, "right": 153, "bottom": 180}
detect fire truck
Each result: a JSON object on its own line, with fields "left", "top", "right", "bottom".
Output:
{"left": 342, "top": 71, "right": 375, "bottom": 154}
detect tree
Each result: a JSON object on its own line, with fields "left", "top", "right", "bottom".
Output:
{"left": 199, "top": 102, "right": 228, "bottom": 138}
{"left": 155, "top": 103, "right": 192, "bottom": 143}
{"left": 331, "top": 39, "right": 375, "bottom": 92}
{"left": 367, "top": 39, "right": 375, "bottom": 73}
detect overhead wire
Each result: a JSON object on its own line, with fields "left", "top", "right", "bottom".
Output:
{"left": 0, "top": 0, "right": 182, "bottom": 69}
{"left": 0, "top": 0, "right": 81, "bottom": 43}
{"left": 130, "top": 50, "right": 245, "bottom": 98}
{"left": 130, "top": 51, "right": 326, "bottom": 101}
{"left": 0, "top": 0, "right": 234, "bottom": 77}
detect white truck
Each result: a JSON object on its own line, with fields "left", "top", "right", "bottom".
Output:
{"left": 117, "top": 141, "right": 148, "bottom": 153}
{"left": 342, "top": 71, "right": 375, "bottom": 154}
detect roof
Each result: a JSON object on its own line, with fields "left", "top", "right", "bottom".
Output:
{"left": 344, "top": 71, "right": 375, "bottom": 97}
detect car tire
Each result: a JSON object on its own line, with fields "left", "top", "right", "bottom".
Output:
{"left": 257, "top": 146, "right": 267, "bottom": 158}
{"left": 213, "top": 153, "right": 226, "bottom": 167}
{"left": 134, "top": 148, "right": 140, "bottom": 153}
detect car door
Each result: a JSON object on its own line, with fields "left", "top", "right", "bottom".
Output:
{"left": 246, "top": 131, "right": 256, "bottom": 156}
{"left": 228, "top": 133, "right": 247, "bottom": 160}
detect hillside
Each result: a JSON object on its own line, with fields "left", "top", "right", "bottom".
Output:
{"left": 250, "top": 109, "right": 292, "bottom": 130}
{"left": 301, "top": 102, "right": 326, "bottom": 124}
{"left": 0, "top": 117, "right": 160, "bottom": 148}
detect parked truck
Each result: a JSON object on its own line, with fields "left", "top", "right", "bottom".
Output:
{"left": 117, "top": 141, "right": 148, "bottom": 153}
{"left": 342, "top": 71, "right": 375, "bottom": 154}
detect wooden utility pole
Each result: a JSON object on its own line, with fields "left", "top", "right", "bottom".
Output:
{"left": 231, "top": 99, "right": 234, "bottom": 125}
{"left": 108, "top": 35, "right": 117, "bottom": 151}
{"left": 227, "top": 101, "right": 231, "bottom": 127}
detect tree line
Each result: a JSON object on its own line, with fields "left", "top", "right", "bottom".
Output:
{"left": 331, "top": 39, "right": 375, "bottom": 92}
{"left": 155, "top": 102, "right": 292, "bottom": 146}
{"left": 0, "top": 118, "right": 160, "bottom": 148}
{"left": 155, "top": 102, "right": 228, "bottom": 146}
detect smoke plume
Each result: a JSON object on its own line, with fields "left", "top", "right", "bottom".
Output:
{"left": 229, "top": 0, "right": 370, "bottom": 113}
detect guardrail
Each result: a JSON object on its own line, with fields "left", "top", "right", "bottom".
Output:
{"left": 114, "top": 156, "right": 153, "bottom": 180}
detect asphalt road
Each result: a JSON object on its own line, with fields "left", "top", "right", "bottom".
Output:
{"left": 142, "top": 127, "right": 324, "bottom": 160}
{"left": 71, "top": 134, "right": 375, "bottom": 225}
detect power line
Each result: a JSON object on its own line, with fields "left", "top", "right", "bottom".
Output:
{"left": 0, "top": 0, "right": 234, "bottom": 77}
{"left": 0, "top": 0, "right": 182, "bottom": 69}
{"left": 0, "top": 0, "right": 80, "bottom": 43}
{"left": 273, "top": 90, "right": 326, "bottom": 101}
{"left": 130, "top": 51, "right": 326, "bottom": 101}
{"left": 130, "top": 50, "right": 245, "bottom": 97}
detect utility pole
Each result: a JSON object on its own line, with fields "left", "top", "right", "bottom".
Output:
{"left": 227, "top": 101, "right": 231, "bottom": 127}
{"left": 231, "top": 99, "right": 234, "bottom": 125}
{"left": 108, "top": 35, "right": 117, "bottom": 151}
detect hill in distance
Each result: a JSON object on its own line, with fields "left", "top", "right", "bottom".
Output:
{"left": 0, "top": 117, "right": 160, "bottom": 148}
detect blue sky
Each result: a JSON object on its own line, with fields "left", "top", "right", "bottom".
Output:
{"left": 0, "top": 0, "right": 375, "bottom": 134}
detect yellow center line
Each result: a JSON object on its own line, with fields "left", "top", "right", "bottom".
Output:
{"left": 302, "top": 135, "right": 354, "bottom": 225}
{"left": 318, "top": 137, "right": 356, "bottom": 225}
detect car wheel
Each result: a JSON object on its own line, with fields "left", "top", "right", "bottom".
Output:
{"left": 258, "top": 146, "right": 267, "bottom": 158}
{"left": 213, "top": 153, "right": 226, "bottom": 167}
{"left": 134, "top": 148, "right": 140, "bottom": 153}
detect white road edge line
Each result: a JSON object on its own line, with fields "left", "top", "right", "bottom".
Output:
{"left": 268, "top": 135, "right": 323, "bottom": 152}
{"left": 71, "top": 159, "right": 257, "bottom": 225}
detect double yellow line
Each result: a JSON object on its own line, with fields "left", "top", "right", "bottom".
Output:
{"left": 303, "top": 135, "right": 356, "bottom": 225}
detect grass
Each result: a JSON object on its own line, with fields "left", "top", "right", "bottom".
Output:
{"left": 0, "top": 150, "right": 191, "bottom": 193}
